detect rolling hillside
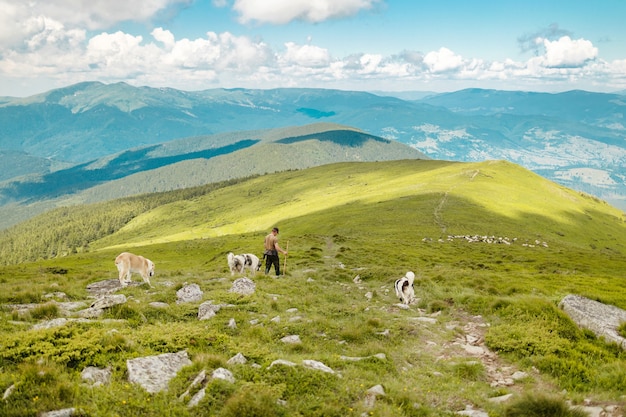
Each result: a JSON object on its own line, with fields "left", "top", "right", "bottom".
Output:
{"left": 1, "top": 159, "right": 625, "bottom": 416}
{"left": 1, "top": 82, "right": 625, "bottom": 212}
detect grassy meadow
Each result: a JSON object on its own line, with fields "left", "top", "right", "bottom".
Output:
{"left": 1, "top": 159, "right": 626, "bottom": 416}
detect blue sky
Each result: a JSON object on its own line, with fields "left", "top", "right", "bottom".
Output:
{"left": 1, "top": 0, "right": 625, "bottom": 97}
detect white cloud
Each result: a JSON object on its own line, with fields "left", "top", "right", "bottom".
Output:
{"left": 0, "top": 0, "right": 190, "bottom": 49}
{"left": 282, "top": 42, "right": 331, "bottom": 68}
{"left": 233, "top": 0, "right": 382, "bottom": 24}
{"left": 423, "top": 47, "right": 464, "bottom": 73}
{"left": 540, "top": 36, "right": 598, "bottom": 68}
{"left": 152, "top": 28, "right": 175, "bottom": 50}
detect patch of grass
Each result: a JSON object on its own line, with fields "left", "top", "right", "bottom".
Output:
{"left": 29, "top": 302, "right": 60, "bottom": 320}
{"left": 503, "top": 393, "right": 588, "bottom": 417}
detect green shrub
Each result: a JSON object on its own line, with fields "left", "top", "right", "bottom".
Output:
{"left": 503, "top": 394, "right": 588, "bottom": 417}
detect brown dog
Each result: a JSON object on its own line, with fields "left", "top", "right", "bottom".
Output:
{"left": 115, "top": 252, "right": 155, "bottom": 287}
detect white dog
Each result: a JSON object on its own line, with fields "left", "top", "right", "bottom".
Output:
{"left": 115, "top": 252, "right": 155, "bottom": 287}
{"left": 394, "top": 271, "right": 416, "bottom": 304}
{"left": 227, "top": 252, "right": 260, "bottom": 276}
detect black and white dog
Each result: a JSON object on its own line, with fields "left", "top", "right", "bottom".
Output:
{"left": 227, "top": 252, "right": 261, "bottom": 276}
{"left": 394, "top": 271, "right": 416, "bottom": 304}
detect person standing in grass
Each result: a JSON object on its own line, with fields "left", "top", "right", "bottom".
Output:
{"left": 264, "top": 227, "right": 287, "bottom": 276}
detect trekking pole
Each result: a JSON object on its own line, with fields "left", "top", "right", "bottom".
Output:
{"left": 283, "top": 241, "right": 289, "bottom": 276}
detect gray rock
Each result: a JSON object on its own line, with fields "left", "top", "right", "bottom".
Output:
{"left": 198, "top": 301, "right": 221, "bottom": 320}
{"left": 280, "top": 335, "right": 301, "bottom": 344}
{"left": 302, "top": 360, "right": 334, "bottom": 374}
{"left": 86, "top": 279, "right": 125, "bottom": 296}
{"left": 2, "top": 384, "right": 15, "bottom": 400}
{"left": 40, "top": 409, "right": 76, "bottom": 417}
{"left": 229, "top": 277, "right": 256, "bottom": 295}
{"left": 559, "top": 294, "right": 626, "bottom": 348}
{"left": 90, "top": 294, "right": 127, "bottom": 309}
{"left": 211, "top": 367, "right": 235, "bottom": 383}
{"left": 227, "top": 353, "right": 247, "bottom": 365}
{"left": 149, "top": 302, "right": 169, "bottom": 309}
{"left": 269, "top": 359, "right": 297, "bottom": 368}
{"left": 176, "top": 284, "right": 203, "bottom": 304}
{"left": 77, "top": 307, "right": 105, "bottom": 319}
{"left": 364, "top": 384, "right": 385, "bottom": 409}
{"left": 179, "top": 370, "right": 207, "bottom": 401}
{"left": 81, "top": 366, "right": 112, "bottom": 387}
{"left": 127, "top": 350, "right": 192, "bottom": 393}
{"left": 31, "top": 317, "right": 92, "bottom": 330}
{"left": 187, "top": 387, "right": 206, "bottom": 408}
{"left": 44, "top": 292, "right": 68, "bottom": 300}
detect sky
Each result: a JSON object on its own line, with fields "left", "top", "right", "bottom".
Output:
{"left": 1, "top": 0, "right": 625, "bottom": 97}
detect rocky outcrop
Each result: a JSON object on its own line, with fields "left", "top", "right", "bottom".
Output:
{"left": 559, "top": 294, "right": 626, "bottom": 348}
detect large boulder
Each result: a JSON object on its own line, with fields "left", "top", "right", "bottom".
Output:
{"left": 559, "top": 294, "right": 626, "bottom": 348}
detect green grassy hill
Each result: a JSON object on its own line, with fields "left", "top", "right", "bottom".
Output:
{"left": 1, "top": 159, "right": 625, "bottom": 416}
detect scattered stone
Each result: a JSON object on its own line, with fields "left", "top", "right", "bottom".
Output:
{"left": 149, "top": 302, "right": 169, "bottom": 309}
{"left": 578, "top": 405, "right": 604, "bottom": 417}
{"left": 280, "top": 335, "right": 301, "bottom": 344}
{"left": 271, "top": 316, "right": 280, "bottom": 323}
{"left": 364, "top": 384, "right": 385, "bottom": 409}
{"left": 511, "top": 371, "right": 528, "bottom": 380}
{"left": 353, "top": 275, "right": 362, "bottom": 284}
{"left": 364, "top": 291, "right": 373, "bottom": 300}
{"left": 269, "top": 359, "right": 297, "bottom": 368}
{"left": 31, "top": 317, "right": 93, "bottom": 330}
{"left": 211, "top": 367, "right": 235, "bottom": 383}
{"left": 187, "top": 388, "right": 206, "bottom": 408}
{"left": 90, "top": 294, "right": 127, "bottom": 310}
{"left": 227, "top": 353, "right": 247, "bottom": 365}
{"left": 227, "top": 318, "right": 237, "bottom": 329}
{"left": 411, "top": 317, "right": 438, "bottom": 324}
{"left": 286, "top": 308, "right": 298, "bottom": 313}
{"left": 86, "top": 279, "right": 124, "bottom": 296}
{"left": 81, "top": 366, "right": 112, "bottom": 387}
{"left": 179, "top": 370, "right": 207, "bottom": 401}
{"left": 376, "top": 329, "right": 390, "bottom": 337}
{"left": 339, "top": 353, "right": 386, "bottom": 361}
{"left": 456, "top": 405, "right": 489, "bottom": 417}
{"left": 40, "top": 408, "right": 76, "bottom": 417}
{"left": 127, "top": 350, "right": 192, "bottom": 393}
{"left": 44, "top": 292, "right": 67, "bottom": 300}
{"left": 176, "top": 284, "right": 203, "bottom": 304}
{"left": 229, "top": 278, "right": 256, "bottom": 295}
{"left": 302, "top": 360, "right": 334, "bottom": 374}
{"left": 2, "top": 384, "right": 15, "bottom": 400}
{"left": 488, "top": 393, "right": 513, "bottom": 403}
{"left": 198, "top": 301, "right": 221, "bottom": 320}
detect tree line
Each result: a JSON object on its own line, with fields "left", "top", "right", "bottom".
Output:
{"left": 0, "top": 177, "right": 251, "bottom": 266}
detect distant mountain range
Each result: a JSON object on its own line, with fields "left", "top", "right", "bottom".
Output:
{"left": 0, "top": 82, "right": 624, "bottom": 228}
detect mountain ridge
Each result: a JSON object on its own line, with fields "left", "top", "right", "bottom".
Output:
{"left": 1, "top": 82, "right": 624, "bottom": 216}
{"left": 0, "top": 123, "right": 427, "bottom": 229}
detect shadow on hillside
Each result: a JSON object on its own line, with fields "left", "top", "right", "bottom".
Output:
{"left": 0, "top": 139, "right": 259, "bottom": 203}
{"left": 277, "top": 130, "right": 389, "bottom": 147}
